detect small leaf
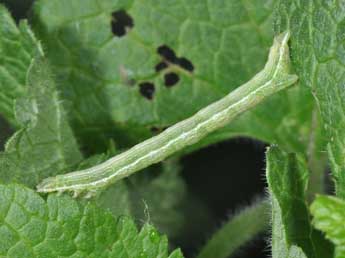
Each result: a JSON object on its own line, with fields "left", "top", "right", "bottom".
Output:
{"left": 311, "top": 195, "right": 345, "bottom": 258}
{"left": 0, "top": 184, "right": 183, "bottom": 258}
{"left": 266, "top": 146, "right": 332, "bottom": 258}
{"left": 0, "top": 4, "right": 42, "bottom": 124}
{"left": 0, "top": 58, "right": 82, "bottom": 187}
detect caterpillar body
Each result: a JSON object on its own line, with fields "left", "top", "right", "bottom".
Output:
{"left": 37, "top": 31, "right": 298, "bottom": 197}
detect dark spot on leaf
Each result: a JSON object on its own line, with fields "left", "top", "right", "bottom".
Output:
{"left": 111, "top": 10, "right": 134, "bottom": 37}
{"left": 155, "top": 61, "right": 168, "bottom": 72}
{"left": 177, "top": 57, "right": 194, "bottom": 72}
{"left": 157, "top": 45, "right": 177, "bottom": 63}
{"left": 164, "top": 72, "right": 180, "bottom": 87}
{"left": 139, "top": 82, "right": 155, "bottom": 100}
{"left": 157, "top": 45, "right": 195, "bottom": 72}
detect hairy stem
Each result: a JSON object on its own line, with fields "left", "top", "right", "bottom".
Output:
{"left": 37, "top": 31, "right": 298, "bottom": 195}
{"left": 197, "top": 199, "right": 270, "bottom": 258}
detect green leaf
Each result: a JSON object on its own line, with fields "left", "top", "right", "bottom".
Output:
{"left": 32, "top": 0, "right": 312, "bottom": 154}
{"left": 275, "top": 0, "right": 345, "bottom": 198}
{"left": 311, "top": 195, "right": 345, "bottom": 258}
{"left": 0, "top": 4, "right": 42, "bottom": 124}
{"left": 0, "top": 58, "right": 82, "bottom": 187}
{"left": 197, "top": 199, "right": 269, "bottom": 258}
{"left": 266, "top": 146, "right": 332, "bottom": 258}
{"left": 0, "top": 184, "right": 183, "bottom": 258}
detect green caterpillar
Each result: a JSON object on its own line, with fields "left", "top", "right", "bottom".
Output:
{"left": 37, "top": 31, "right": 298, "bottom": 197}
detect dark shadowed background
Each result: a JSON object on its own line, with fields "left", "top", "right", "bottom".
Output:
{"left": 0, "top": 1, "right": 269, "bottom": 257}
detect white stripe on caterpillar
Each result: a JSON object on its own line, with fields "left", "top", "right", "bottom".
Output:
{"left": 37, "top": 31, "right": 298, "bottom": 196}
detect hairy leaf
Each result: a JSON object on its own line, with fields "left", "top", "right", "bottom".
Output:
{"left": 32, "top": 0, "right": 312, "bottom": 154}
{"left": 266, "top": 146, "right": 332, "bottom": 258}
{"left": 0, "top": 58, "right": 82, "bottom": 187}
{"left": 275, "top": 0, "right": 345, "bottom": 198}
{"left": 0, "top": 184, "right": 183, "bottom": 258}
{"left": 311, "top": 195, "right": 345, "bottom": 258}
{"left": 0, "top": 5, "right": 42, "bottom": 124}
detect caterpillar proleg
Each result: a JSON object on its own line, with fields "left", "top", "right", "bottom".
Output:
{"left": 37, "top": 31, "right": 298, "bottom": 196}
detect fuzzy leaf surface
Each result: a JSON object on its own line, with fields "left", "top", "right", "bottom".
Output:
{"left": 0, "top": 58, "right": 82, "bottom": 187}
{"left": 0, "top": 5, "right": 42, "bottom": 124}
{"left": 0, "top": 184, "right": 183, "bottom": 258}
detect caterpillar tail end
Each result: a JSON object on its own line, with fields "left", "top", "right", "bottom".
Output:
{"left": 37, "top": 176, "right": 100, "bottom": 199}
{"left": 36, "top": 176, "right": 59, "bottom": 193}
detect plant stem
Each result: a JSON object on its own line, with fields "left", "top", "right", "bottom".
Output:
{"left": 197, "top": 199, "right": 270, "bottom": 258}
